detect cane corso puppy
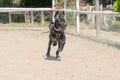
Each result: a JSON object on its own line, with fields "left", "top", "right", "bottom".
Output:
{"left": 46, "top": 11, "right": 67, "bottom": 58}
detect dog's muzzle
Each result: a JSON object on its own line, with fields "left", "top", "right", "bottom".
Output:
{"left": 54, "top": 26, "right": 66, "bottom": 32}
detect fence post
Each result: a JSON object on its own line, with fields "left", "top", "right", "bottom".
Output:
{"left": 64, "top": 0, "right": 67, "bottom": 20}
{"left": 41, "top": 11, "right": 44, "bottom": 26}
{"left": 76, "top": 0, "right": 80, "bottom": 33}
{"left": 95, "top": 0, "right": 100, "bottom": 38}
{"left": 31, "top": 11, "right": 34, "bottom": 25}
{"left": 86, "top": 4, "right": 90, "bottom": 23}
{"left": 25, "top": 11, "right": 27, "bottom": 23}
{"left": 52, "top": 0, "right": 55, "bottom": 22}
{"left": 9, "top": 12, "right": 11, "bottom": 23}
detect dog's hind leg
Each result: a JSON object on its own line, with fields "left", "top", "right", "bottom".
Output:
{"left": 46, "top": 40, "right": 52, "bottom": 57}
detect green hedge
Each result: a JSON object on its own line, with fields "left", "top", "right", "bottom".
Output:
{"left": 114, "top": 0, "right": 120, "bottom": 21}
{"left": 0, "top": 0, "right": 13, "bottom": 7}
{"left": 114, "top": 0, "right": 120, "bottom": 12}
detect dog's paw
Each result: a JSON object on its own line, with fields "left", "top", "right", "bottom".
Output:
{"left": 56, "top": 55, "right": 59, "bottom": 58}
{"left": 56, "top": 55, "right": 61, "bottom": 58}
{"left": 46, "top": 54, "right": 50, "bottom": 58}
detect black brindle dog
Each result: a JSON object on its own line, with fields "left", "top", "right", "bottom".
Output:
{"left": 46, "top": 11, "right": 67, "bottom": 58}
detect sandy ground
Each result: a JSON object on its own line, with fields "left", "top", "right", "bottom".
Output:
{"left": 0, "top": 27, "right": 120, "bottom": 80}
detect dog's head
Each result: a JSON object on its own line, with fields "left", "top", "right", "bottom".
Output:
{"left": 54, "top": 11, "right": 67, "bottom": 32}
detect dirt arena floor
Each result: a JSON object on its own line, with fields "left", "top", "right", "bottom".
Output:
{"left": 0, "top": 27, "right": 120, "bottom": 80}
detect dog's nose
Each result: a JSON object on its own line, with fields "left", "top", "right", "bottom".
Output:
{"left": 65, "top": 23, "right": 67, "bottom": 27}
{"left": 65, "top": 24, "right": 67, "bottom": 27}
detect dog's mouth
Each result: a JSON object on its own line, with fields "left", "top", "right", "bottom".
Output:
{"left": 60, "top": 27, "right": 66, "bottom": 31}
{"left": 54, "top": 26, "right": 66, "bottom": 32}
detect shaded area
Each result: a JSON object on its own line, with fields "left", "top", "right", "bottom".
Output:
{"left": 66, "top": 32, "right": 120, "bottom": 49}
{"left": 45, "top": 56, "right": 61, "bottom": 61}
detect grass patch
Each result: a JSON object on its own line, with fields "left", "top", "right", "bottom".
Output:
{"left": 111, "top": 21, "right": 120, "bottom": 33}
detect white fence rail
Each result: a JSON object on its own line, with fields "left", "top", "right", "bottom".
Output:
{"left": 0, "top": 8, "right": 52, "bottom": 12}
{"left": 0, "top": 8, "right": 120, "bottom": 16}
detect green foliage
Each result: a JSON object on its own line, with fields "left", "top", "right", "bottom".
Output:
{"left": 0, "top": 0, "right": 13, "bottom": 7}
{"left": 0, "top": 0, "right": 52, "bottom": 8}
{"left": 114, "top": 0, "right": 120, "bottom": 12}
{"left": 19, "top": 0, "right": 52, "bottom": 7}
{"left": 0, "top": 13, "right": 9, "bottom": 23}
{"left": 110, "top": 21, "right": 120, "bottom": 33}
{"left": 66, "top": 13, "right": 75, "bottom": 25}
{"left": 114, "top": 0, "right": 120, "bottom": 21}
{"left": 86, "top": 0, "right": 94, "bottom": 5}
{"left": 67, "top": 0, "right": 75, "bottom": 9}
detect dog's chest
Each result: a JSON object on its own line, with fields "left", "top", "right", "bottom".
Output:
{"left": 55, "top": 33, "right": 61, "bottom": 40}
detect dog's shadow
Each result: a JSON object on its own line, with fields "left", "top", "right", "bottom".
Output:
{"left": 45, "top": 56, "right": 61, "bottom": 61}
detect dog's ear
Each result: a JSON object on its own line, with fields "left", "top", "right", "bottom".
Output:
{"left": 54, "top": 11, "right": 59, "bottom": 19}
{"left": 58, "top": 11, "right": 65, "bottom": 19}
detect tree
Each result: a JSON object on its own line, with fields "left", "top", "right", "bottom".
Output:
{"left": 0, "top": 0, "right": 13, "bottom": 7}
{"left": 19, "top": 0, "right": 52, "bottom": 8}
{"left": 114, "top": 0, "right": 120, "bottom": 20}
{"left": 114, "top": 0, "right": 120, "bottom": 12}
{"left": 86, "top": 0, "right": 94, "bottom": 5}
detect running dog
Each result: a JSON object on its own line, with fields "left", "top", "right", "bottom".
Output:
{"left": 46, "top": 11, "right": 67, "bottom": 58}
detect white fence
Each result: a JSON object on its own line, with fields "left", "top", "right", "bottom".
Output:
{"left": 0, "top": 8, "right": 120, "bottom": 37}
{"left": 0, "top": 8, "right": 120, "bottom": 16}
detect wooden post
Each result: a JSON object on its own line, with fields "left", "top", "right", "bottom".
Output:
{"left": 9, "top": 12, "right": 11, "bottom": 23}
{"left": 41, "top": 11, "right": 44, "bottom": 26}
{"left": 25, "top": 11, "right": 27, "bottom": 23}
{"left": 100, "top": 5, "right": 103, "bottom": 11}
{"left": 52, "top": 0, "right": 55, "bottom": 22}
{"left": 95, "top": 0, "right": 100, "bottom": 38}
{"left": 64, "top": 0, "right": 67, "bottom": 20}
{"left": 76, "top": 0, "right": 80, "bottom": 33}
{"left": 86, "top": 4, "right": 90, "bottom": 23}
{"left": 31, "top": 11, "right": 34, "bottom": 25}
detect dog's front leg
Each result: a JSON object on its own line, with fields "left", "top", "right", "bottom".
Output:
{"left": 56, "top": 33, "right": 66, "bottom": 58}
{"left": 46, "top": 39, "right": 52, "bottom": 57}
{"left": 56, "top": 40, "right": 65, "bottom": 58}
